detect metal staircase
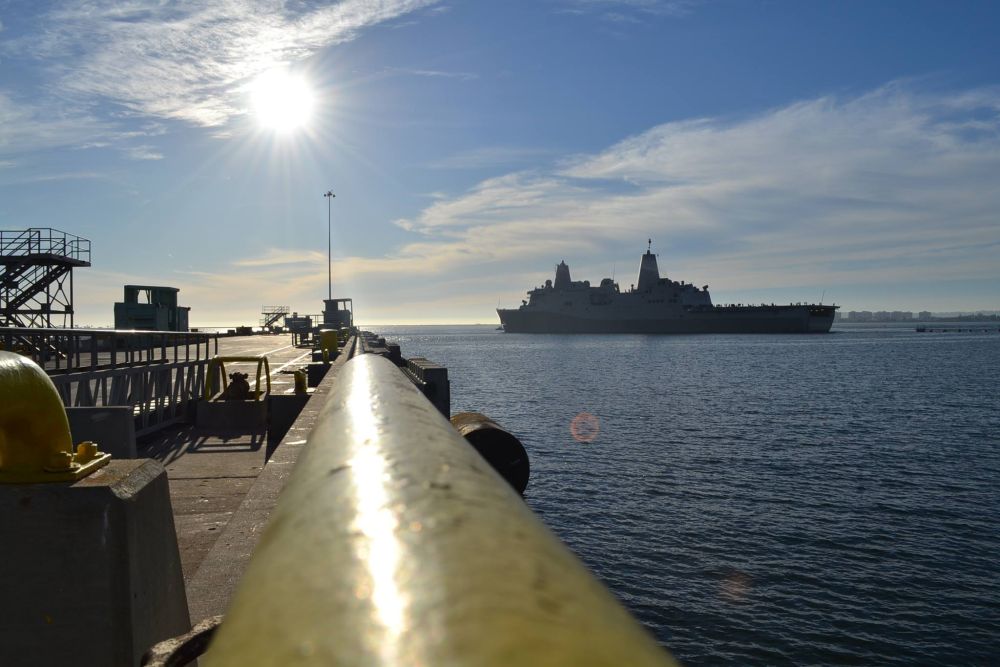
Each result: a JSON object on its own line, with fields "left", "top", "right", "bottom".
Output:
{"left": 1, "top": 228, "right": 91, "bottom": 329}
{"left": 260, "top": 305, "right": 290, "bottom": 331}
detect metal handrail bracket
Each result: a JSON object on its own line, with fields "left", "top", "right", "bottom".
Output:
{"left": 203, "top": 354, "right": 676, "bottom": 666}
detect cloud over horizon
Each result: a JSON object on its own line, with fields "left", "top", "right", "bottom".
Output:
{"left": 385, "top": 83, "right": 1000, "bottom": 307}
{"left": 74, "top": 81, "right": 997, "bottom": 324}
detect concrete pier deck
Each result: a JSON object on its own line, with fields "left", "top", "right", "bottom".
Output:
{"left": 135, "top": 334, "right": 329, "bottom": 620}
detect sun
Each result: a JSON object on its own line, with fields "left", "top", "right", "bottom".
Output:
{"left": 250, "top": 69, "right": 315, "bottom": 133}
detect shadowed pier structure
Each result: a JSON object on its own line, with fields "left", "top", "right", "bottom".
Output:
{"left": 3, "top": 329, "right": 677, "bottom": 666}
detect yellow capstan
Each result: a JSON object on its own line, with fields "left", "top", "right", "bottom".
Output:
{"left": 0, "top": 350, "right": 109, "bottom": 483}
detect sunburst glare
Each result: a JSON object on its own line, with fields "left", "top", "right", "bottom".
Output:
{"left": 250, "top": 68, "right": 315, "bottom": 133}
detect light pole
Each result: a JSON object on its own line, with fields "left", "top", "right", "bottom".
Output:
{"left": 324, "top": 190, "right": 335, "bottom": 300}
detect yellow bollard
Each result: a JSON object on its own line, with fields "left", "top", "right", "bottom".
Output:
{"left": 0, "top": 351, "right": 110, "bottom": 483}
{"left": 293, "top": 369, "right": 308, "bottom": 395}
{"left": 319, "top": 329, "right": 338, "bottom": 364}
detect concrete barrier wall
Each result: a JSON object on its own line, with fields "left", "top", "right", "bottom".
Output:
{"left": 0, "top": 460, "right": 190, "bottom": 666}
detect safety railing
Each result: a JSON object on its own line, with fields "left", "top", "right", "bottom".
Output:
{"left": 0, "top": 228, "right": 91, "bottom": 264}
{"left": 0, "top": 327, "right": 217, "bottom": 374}
{"left": 50, "top": 359, "right": 208, "bottom": 436}
{"left": 204, "top": 355, "right": 271, "bottom": 401}
{"left": 0, "top": 328, "right": 218, "bottom": 436}
{"left": 201, "top": 354, "right": 677, "bottom": 666}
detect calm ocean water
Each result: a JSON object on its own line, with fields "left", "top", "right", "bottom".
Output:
{"left": 373, "top": 323, "right": 1000, "bottom": 665}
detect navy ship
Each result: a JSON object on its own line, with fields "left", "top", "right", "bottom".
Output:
{"left": 497, "top": 242, "right": 837, "bottom": 333}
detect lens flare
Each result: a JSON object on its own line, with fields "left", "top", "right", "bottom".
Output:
{"left": 720, "top": 569, "right": 752, "bottom": 603}
{"left": 570, "top": 412, "right": 600, "bottom": 443}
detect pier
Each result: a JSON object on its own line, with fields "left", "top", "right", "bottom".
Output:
{"left": 137, "top": 333, "right": 319, "bottom": 606}
{"left": 0, "top": 327, "right": 676, "bottom": 666}
{"left": 1, "top": 226, "right": 674, "bottom": 664}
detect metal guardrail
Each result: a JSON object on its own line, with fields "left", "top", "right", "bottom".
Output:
{"left": 0, "top": 327, "right": 217, "bottom": 373}
{"left": 201, "top": 354, "right": 677, "bottom": 666}
{"left": 51, "top": 359, "right": 208, "bottom": 436}
{"left": 0, "top": 228, "right": 91, "bottom": 264}
{"left": 1, "top": 328, "right": 219, "bottom": 436}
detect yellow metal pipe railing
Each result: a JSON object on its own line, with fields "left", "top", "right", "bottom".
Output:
{"left": 204, "top": 355, "right": 271, "bottom": 401}
{"left": 203, "top": 354, "right": 677, "bottom": 666}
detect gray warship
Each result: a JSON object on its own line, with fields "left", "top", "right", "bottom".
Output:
{"left": 497, "top": 242, "right": 837, "bottom": 334}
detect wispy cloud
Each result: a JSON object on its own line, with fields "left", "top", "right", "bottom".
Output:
{"left": 124, "top": 145, "right": 163, "bottom": 161}
{"left": 0, "top": 0, "right": 440, "bottom": 157}
{"left": 388, "top": 83, "right": 1000, "bottom": 301}
{"left": 386, "top": 66, "right": 478, "bottom": 81}
{"left": 0, "top": 92, "right": 109, "bottom": 155}
{"left": 231, "top": 249, "right": 326, "bottom": 268}
{"left": 556, "top": 0, "right": 697, "bottom": 18}
{"left": 0, "top": 171, "right": 109, "bottom": 186}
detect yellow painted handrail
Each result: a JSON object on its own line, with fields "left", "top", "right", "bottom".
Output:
{"left": 204, "top": 355, "right": 271, "bottom": 402}
{"left": 203, "top": 354, "right": 677, "bottom": 666}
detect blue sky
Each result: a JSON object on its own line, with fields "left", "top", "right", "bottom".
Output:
{"left": 1, "top": 0, "right": 998, "bottom": 325}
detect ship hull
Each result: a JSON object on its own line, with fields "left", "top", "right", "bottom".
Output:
{"left": 497, "top": 305, "right": 836, "bottom": 334}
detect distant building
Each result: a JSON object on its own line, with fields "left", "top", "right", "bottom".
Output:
{"left": 114, "top": 285, "right": 190, "bottom": 331}
{"left": 918, "top": 311, "right": 933, "bottom": 320}
{"left": 847, "top": 310, "right": 915, "bottom": 322}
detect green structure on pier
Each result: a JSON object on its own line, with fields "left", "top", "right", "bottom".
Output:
{"left": 114, "top": 285, "right": 190, "bottom": 331}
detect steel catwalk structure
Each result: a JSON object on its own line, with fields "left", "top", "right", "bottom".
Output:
{"left": 0, "top": 228, "right": 91, "bottom": 328}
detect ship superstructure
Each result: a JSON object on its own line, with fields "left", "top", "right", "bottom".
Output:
{"left": 497, "top": 242, "right": 836, "bottom": 333}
